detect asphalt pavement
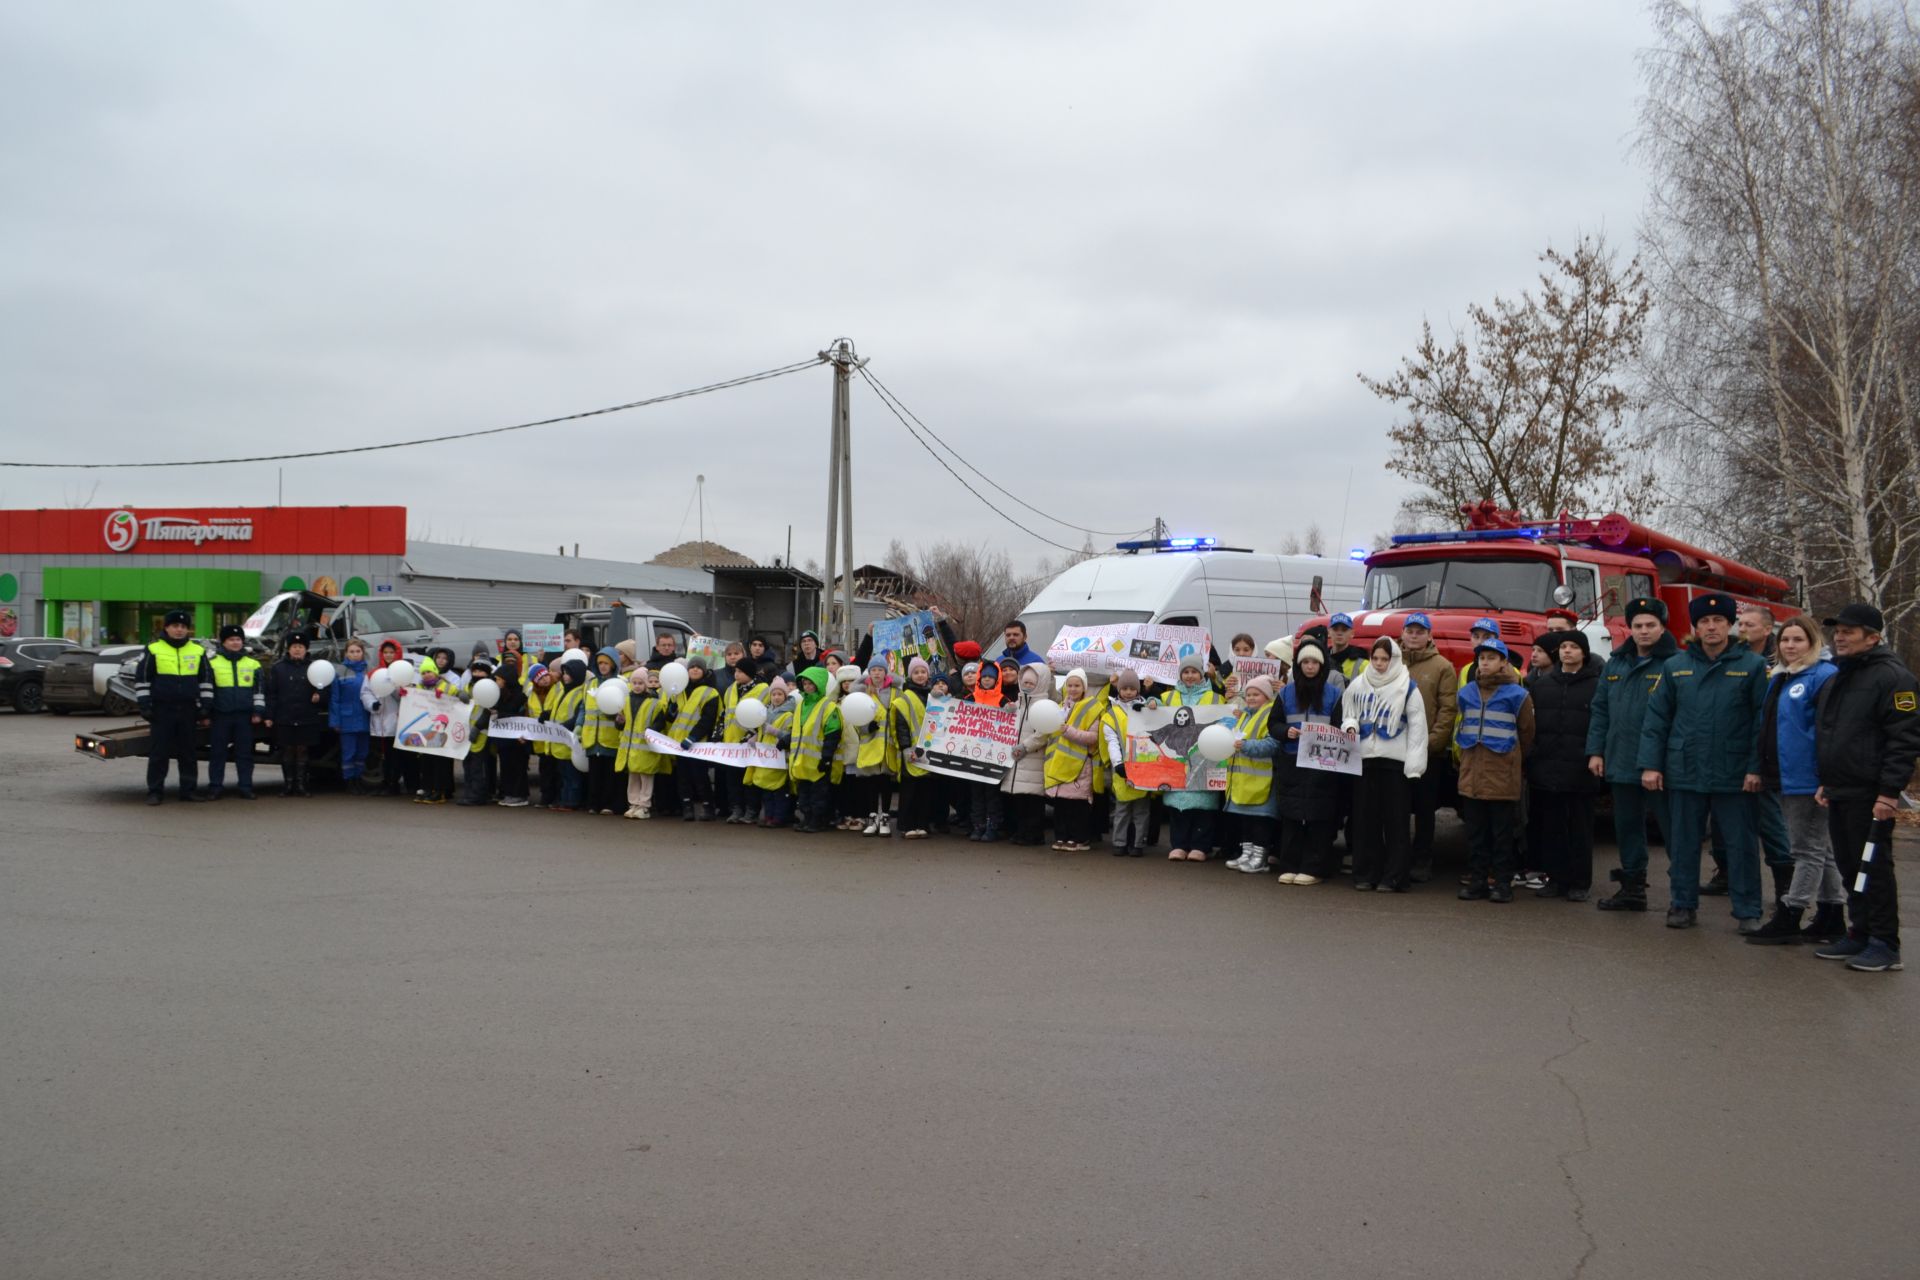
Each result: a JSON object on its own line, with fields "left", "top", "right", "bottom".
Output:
{"left": 2, "top": 712, "right": 1915, "bottom": 1279}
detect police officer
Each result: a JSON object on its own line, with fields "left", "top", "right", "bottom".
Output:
{"left": 1810, "top": 603, "right": 1920, "bottom": 973}
{"left": 134, "top": 608, "right": 212, "bottom": 804}
{"left": 205, "top": 624, "right": 263, "bottom": 800}
{"left": 1587, "top": 597, "right": 1680, "bottom": 911}
{"left": 1637, "top": 593, "right": 1770, "bottom": 931}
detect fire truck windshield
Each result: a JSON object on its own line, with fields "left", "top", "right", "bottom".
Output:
{"left": 1363, "top": 558, "right": 1558, "bottom": 613}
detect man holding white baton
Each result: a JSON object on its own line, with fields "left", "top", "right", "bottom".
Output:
{"left": 1811, "top": 603, "right": 1920, "bottom": 973}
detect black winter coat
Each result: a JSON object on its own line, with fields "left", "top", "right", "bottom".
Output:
{"left": 1815, "top": 644, "right": 1920, "bottom": 799}
{"left": 1526, "top": 662, "right": 1602, "bottom": 793}
{"left": 263, "top": 658, "right": 326, "bottom": 726}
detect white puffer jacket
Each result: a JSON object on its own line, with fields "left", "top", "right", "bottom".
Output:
{"left": 1000, "top": 663, "right": 1056, "bottom": 797}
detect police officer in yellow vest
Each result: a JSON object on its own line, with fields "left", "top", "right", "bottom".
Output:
{"left": 135, "top": 608, "right": 213, "bottom": 804}
{"left": 205, "top": 623, "right": 264, "bottom": 800}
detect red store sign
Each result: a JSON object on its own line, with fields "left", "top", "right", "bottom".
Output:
{"left": 0, "top": 507, "right": 407, "bottom": 556}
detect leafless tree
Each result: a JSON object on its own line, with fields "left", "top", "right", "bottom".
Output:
{"left": 1359, "top": 235, "right": 1656, "bottom": 524}
{"left": 1639, "top": 0, "right": 1920, "bottom": 641}
{"left": 1302, "top": 522, "right": 1326, "bottom": 556}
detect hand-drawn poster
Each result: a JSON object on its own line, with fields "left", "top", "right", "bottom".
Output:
{"left": 1047, "top": 623, "right": 1212, "bottom": 686}
{"left": 912, "top": 694, "right": 1017, "bottom": 782}
{"left": 1119, "top": 700, "right": 1241, "bottom": 792}
{"left": 1295, "top": 722, "right": 1364, "bottom": 776}
{"left": 393, "top": 687, "right": 473, "bottom": 758}
{"left": 871, "top": 610, "right": 951, "bottom": 679}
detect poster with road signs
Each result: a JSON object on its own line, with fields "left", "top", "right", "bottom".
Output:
{"left": 912, "top": 694, "right": 1017, "bottom": 782}
{"left": 1046, "top": 623, "right": 1212, "bottom": 686}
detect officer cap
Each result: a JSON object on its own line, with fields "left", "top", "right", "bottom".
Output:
{"left": 286, "top": 629, "right": 313, "bottom": 646}
{"left": 163, "top": 608, "right": 192, "bottom": 628}
{"left": 1688, "top": 593, "right": 1737, "bottom": 625}
{"left": 1625, "top": 597, "right": 1667, "bottom": 624}
{"left": 1823, "top": 602, "right": 1885, "bottom": 633}
{"left": 218, "top": 624, "right": 245, "bottom": 642}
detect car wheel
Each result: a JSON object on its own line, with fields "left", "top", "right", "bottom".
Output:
{"left": 14, "top": 679, "right": 45, "bottom": 714}
{"left": 103, "top": 692, "right": 138, "bottom": 717}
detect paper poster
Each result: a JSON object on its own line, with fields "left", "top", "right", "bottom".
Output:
{"left": 912, "top": 694, "right": 1017, "bottom": 782}
{"left": 1295, "top": 722, "right": 1364, "bottom": 776}
{"left": 484, "top": 715, "right": 579, "bottom": 750}
{"left": 1119, "top": 700, "right": 1242, "bottom": 792}
{"left": 394, "top": 687, "right": 473, "bottom": 758}
{"left": 521, "top": 624, "right": 566, "bottom": 655}
{"left": 1047, "top": 623, "right": 1212, "bottom": 686}
{"left": 644, "top": 728, "right": 782, "bottom": 771}
{"left": 686, "top": 635, "right": 734, "bottom": 675}
{"left": 1226, "top": 656, "right": 1286, "bottom": 687}
{"left": 871, "top": 610, "right": 952, "bottom": 679}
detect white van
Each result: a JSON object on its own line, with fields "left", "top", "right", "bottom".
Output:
{"left": 1004, "top": 548, "right": 1368, "bottom": 659}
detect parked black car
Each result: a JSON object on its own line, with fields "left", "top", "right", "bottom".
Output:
{"left": 43, "top": 644, "right": 146, "bottom": 715}
{"left": 0, "top": 636, "right": 80, "bottom": 713}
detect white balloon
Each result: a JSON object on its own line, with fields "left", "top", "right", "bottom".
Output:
{"left": 368, "top": 669, "right": 395, "bottom": 699}
{"left": 1025, "top": 698, "right": 1066, "bottom": 735}
{"left": 570, "top": 740, "right": 590, "bottom": 772}
{"left": 388, "top": 660, "right": 417, "bottom": 688}
{"left": 470, "top": 677, "right": 500, "bottom": 709}
{"left": 733, "top": 697, "right": 768, "bottom": 730}
{"left": 659, "top": 661, "right": 690, "bottom": 696}
{"left": 841, "top": 691, "right": 877, "bottom": 728}
{"left": 595, "top": 680, "right": 627, "bottom": 715}
{"left": 1197, "top": 723, "right": 1238, "bottom": 763}
{"left": 560, "top": 647, "right": 588, "bottom": 668}
{"left": 306, "top": 659, "right": 337, "bottom": 689}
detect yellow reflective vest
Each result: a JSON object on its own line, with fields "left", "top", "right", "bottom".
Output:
{"left": 1102, "top": 700, "right": 1145, "bottom": 802}
{"left": 746, "top": 702, "right": 796, "bottom": 791}
{"left": 891, "top": 688, "right": 928, "bottom": 778}
{"left": 1225, "top": 703, "right": 1276, "bottom": 807}
{"left": 1043, "top": 696, "right": 1105, "bottom": 788}
{"left": 579, "top": 676, "right": 625, "bottom": 750}
{"left": 616, "top": 693, "right": 671, "bottom": 775}
{"left": 669, "top": 684, "right": 718, "bottom": 743}
{"left": 720, "top": 681, "right": 769, "bottom": 744}
{"left": 789, "top": 696, "right": 839, "bottom": 783}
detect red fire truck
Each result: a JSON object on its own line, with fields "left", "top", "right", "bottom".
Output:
{"left": 1305, "top": 501, "right": 1799, "bottom": 669}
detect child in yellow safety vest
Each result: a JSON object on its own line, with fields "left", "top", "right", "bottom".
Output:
{"left": 746, "top": 677, "right": 796, "bottom": 827}
{"left": 848, "top": 656, "right": 897, "bottom": 836}
{"left": 1102, "top": 669, "right": 1152, "bottom": 857}
{"left": 580, "top": 647, "right": 627, "bottom": 815}
{"left": 788, "top": 666, "right": 843, "bottom": 834}
{"left": 617, "top": 667, "right": 670, "bottom": 819}
{"left": 892, "top": 657, "right": 935, "bottom": 838}
{"left": 1224, "top": 676, "right": 1284, "bottom": 874}
{"left": 719, "top": 659, "right": 770, "bottom": 824}
{"left": 1043, "top": 667, "right": 1104, "bottom": 851}
{"left": 669, "top": 656, "right": 721, "bottom": 821}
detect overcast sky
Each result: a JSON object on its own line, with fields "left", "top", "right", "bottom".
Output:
{"left": 1, "top": 2, "right": 1650, "bottom": 573}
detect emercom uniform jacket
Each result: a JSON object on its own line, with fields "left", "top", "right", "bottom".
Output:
{"left": 1583, "top": 632, "right": 1679, "bottom": 784}
{"left": 1814, "top": 644, "right": 1920, "bottom": 801}
{"left": 1635, "top": 638, "right": 1768, "bottom": 793}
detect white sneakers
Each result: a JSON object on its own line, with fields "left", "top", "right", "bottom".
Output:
{"left": 1228, "top": 845, "right": 1271, "bottom": 874}
{"left": 1276, "top": 873, "right": 1321, "bottom": 886}
{"left": 879, "top": 814, "right": 894, "bottom": 838}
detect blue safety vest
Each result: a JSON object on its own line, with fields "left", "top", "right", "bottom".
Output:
{"left": 1456, "top": 679, "right": 1528, "bottom": 754}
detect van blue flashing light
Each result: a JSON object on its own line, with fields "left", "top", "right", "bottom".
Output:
{"left": 1348, "top": 546, "right": 1369, "bottom": 561}
{"left": 1115, "top": 535, "right": 1219, "bottom": 552}
{"left": 1389, "top": 528, "right": 1548, "bottom": 546}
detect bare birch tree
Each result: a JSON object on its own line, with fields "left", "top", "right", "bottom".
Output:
{"left": 1639, "top": 0, "right": 1920, "bottom": 638}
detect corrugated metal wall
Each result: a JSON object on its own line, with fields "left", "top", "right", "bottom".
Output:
{"left": 398, "top": 576, "right": 721, "bottom": 634}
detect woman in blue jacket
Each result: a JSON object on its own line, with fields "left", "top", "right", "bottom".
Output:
{"left": 1746, "top": 617, "right": 1842, "bottom": 944}
{"left": 329, "top": 638, "right": 374, "bottom": 794}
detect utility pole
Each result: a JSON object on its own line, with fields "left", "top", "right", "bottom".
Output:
{"left": 820, "top": 338, "right": 865, "bottom": 649}
{"left": 1152, "top": 516, "right": 1167, "bottom": 543}
{"left": 696, "top": 474, "right": 706, "bottom": 544}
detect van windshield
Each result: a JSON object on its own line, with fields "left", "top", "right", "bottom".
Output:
{"left": 1363, "top": 558, "right": 1558, "bottom": 613}
{"left": 992, "top": 609, "right": 1152, "bottom": 658}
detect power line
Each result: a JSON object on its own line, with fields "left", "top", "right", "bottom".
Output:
{"left": 855, "top": 365, "right": 1086, "bottom": 555}
{"left": 857, "top": 365, "right": 1151, "bottom": 539}
{"left": 0, "top": 357, "right": 826, "bottom": 469}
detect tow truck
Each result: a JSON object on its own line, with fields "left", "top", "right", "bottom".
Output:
{"left": 1303, "top": 501, "right": 1799, "bottom": 671}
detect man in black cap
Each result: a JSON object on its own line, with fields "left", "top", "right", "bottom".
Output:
{"left": 205, "top": 623, "right": 264, "bottom": 800}
{"left": 134, "top": 608, "right": 213, "bottom": 804}
{"left": 1810, "top": 603, "right": 1920, "bottom": 972}
{"left": 1587, "top": 597, "right": 1680, "bottom": 911}
{"left": 1636, "top": 593, "right": 1770, "bottom": 931}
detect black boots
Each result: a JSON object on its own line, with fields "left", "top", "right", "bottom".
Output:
{"left": 1745, "top": 903, "right": 1805, "bottom": 945}
{"left": 1597, "top": 870, "right": 1648, "bottom": 912}
{"left": 1770, "top": 862, "right": 1793, "bottom": 903}
{"left": 1800, "top": 903, "right": 1847, "bottom": 944}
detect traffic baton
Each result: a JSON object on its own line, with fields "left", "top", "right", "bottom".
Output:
{"left": 1852, "top": 817, "right": 1897, "bottom": 895}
